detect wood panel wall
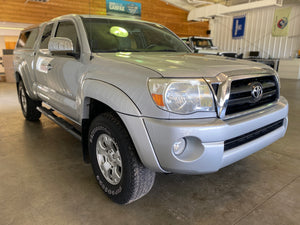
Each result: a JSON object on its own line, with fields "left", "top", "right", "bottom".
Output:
{"left": 140, "top": 0, "right": 208, "bottom": 37}
{"left": 0, "top": 0, "right": 208, "bottom": 37}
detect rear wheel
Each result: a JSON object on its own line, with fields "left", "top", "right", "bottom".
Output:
{"left": 18, "top": 81, "right": 41, "bottom": 121}
{"left": 88, "top": 112, "right": 155, "bottom": 204}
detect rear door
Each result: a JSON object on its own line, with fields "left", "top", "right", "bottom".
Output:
{"left": 35, "top": 23, "right": 55, "bottom": 101}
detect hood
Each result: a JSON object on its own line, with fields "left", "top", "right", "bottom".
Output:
{"left": 197, "top": 49, "right": 219, "bottom": 55}
{"left": 96, "top": 52, "right": 272, "bottom": 78}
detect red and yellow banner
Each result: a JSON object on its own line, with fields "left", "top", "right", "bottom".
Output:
{"left": 272, "top": 7, "right": 291, "bottom": 37}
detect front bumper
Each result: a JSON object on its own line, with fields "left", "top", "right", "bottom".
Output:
{"left": 143, "top": 97, "right": 288, "bottom": 174}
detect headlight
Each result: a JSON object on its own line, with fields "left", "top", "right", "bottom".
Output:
{"left": 148, "top": 78, "right": 215, "bottom": 114}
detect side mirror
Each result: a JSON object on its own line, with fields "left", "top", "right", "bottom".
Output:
{"left": 48, "top": 37, "right": 74, "bottom": 53}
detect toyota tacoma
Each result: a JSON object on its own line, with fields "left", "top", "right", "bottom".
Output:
{"left": 13, "top": 14, "right": 288, "bottom": 204}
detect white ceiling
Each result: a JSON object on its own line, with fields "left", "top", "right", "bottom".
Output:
{"left": 0, "top": 22, "right": 33, "bottom": 36}
{"left": 161, "top": 0, "right": 264, "bottom": 11}
{"left": 162, "top": 0, "right": 299, "bottom": 11}
{"left": 161, "top": 0, "right": 299, "bottom": 21}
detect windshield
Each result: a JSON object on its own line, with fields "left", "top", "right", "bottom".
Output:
{"left": 192, "top": 38, "right": 213, "bottom": 48}
{"left": 82, "top": 18, "right": 190, "bottom": 53}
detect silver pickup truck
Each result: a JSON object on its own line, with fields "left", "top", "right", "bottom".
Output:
{"left": 181, "top": 36, "right": 238, "bottom": 58}
{"left": 13, "top": 14, "right": 288, "bottom": 204}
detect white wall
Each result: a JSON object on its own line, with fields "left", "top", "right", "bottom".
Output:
{"left": 0, "top": 37, "right": 5, "bottom": 73}
{"left": 211, "top": 4, "right": 300, "bottom": 59}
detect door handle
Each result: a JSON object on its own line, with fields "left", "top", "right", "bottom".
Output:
{"left": 46, "top": 64, "right": 53, "bottom": 71}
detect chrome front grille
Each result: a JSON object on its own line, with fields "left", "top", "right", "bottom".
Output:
{"left": 206, "top": 69, "right": 280, "bottom": 119}
{"left": 226, "top": 76, "right": 279, "bottom": 115}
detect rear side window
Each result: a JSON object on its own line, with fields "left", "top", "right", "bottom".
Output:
{"left": 16, "top": 28, "right": 39, "bottom": 49}
{"left": 40, "top": 23, "right": 54, "bottom": 49}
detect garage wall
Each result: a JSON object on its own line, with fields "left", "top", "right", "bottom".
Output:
{"left": 212, "top": 4, "right": 300, "bottom": 59}
{"left": 142, "top": 1, "right": 209, "bottom": 37}
{"left": 0, "top": 0, "right": 106, "bottom": 23}
{"left": 0, "top": 0, "right": 208, "bottom": 37}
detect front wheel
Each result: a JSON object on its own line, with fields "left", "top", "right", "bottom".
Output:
{"left": 18, "top": 81, "right": 41, "bottom": 121}
{"left": 88, "top": 112, "right": 155, "bottom": 204}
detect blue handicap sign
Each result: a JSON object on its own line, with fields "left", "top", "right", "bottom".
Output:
{"left": 232, "top": 16, "right": 246, "bottom": 39}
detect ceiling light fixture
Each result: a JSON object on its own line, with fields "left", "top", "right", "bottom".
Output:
{"left": 0, "top": 27, "right": 24, "bottom": 30}
{"left": 25, "top": 0, "right": 49, "bottom": 3}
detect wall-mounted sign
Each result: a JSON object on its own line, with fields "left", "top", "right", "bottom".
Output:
{"left": 106, "top": 0, "right": 141, "bottom": 18}
{"left": 232, "top": 15, "right": 246, "bottom": 39}
{"left": 272, "top": 7, "right": 291, "bottom": 37}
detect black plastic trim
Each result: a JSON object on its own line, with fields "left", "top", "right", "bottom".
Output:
{"left": 224, "top": 119, "right": 284, "bottom": 151}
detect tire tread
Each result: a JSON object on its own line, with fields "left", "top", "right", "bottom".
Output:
{"left": 90, "top": 112, "right": 155, "bottom": 204}
{"left": 18, "top": 81, "right": 41, "bottom": 121}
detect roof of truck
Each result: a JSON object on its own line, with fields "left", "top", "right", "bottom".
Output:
{"left": 20, "top": 14, "right": 165, "bottom": 32}
{"left": 50, "top": 14, "right": 146, "bottom": 23}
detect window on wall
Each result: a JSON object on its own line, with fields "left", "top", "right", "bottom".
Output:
{"left": 40, "top": 23, "right": 53, "bottom": 49}
{"left": 55, "top": 21, "right": 80, "bottom": 53}
{"left": 17, "top": 28, "right": 39, "bottom": 49}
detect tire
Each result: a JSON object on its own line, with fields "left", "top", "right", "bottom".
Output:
{"left": 88, "top": 112, "right": 156, "bottom": 204}
{"left": 18, "top": 81, "right": 41, "bottom": 121}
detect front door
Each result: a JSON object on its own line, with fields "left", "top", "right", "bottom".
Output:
{"left": 45, "top": 20, "right": 85, "bottom": 121}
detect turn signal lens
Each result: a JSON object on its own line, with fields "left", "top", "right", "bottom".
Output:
{"left": 151, "top": 94, "right": 165, "bottom": 106}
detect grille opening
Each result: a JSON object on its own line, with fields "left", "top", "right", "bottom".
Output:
{"left": 226, "top": 76, "right": 279, "bottom": 115}
{"left": 224, "top": 119, "right": 284, "bottom": 151}
{"left": 211, "top": 83, "right": 219, "bottom": 95}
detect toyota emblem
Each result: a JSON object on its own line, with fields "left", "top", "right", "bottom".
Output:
{"left": 251, "top": 82, "right": 263, "bottom": 102}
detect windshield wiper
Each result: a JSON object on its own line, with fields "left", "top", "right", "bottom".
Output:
{"left": 95, "top": 49, "right": 141, "bottom": 53}
{"left": 150, "top": 49, "right": 177, "bottom": 52}
{"left": 118, "top": 49, "right": 141, "bottom": 52}
{"left": 95, "top": 50, "right": 118, "bottom": 53}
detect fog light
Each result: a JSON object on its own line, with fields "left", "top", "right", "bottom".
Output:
{"left": 172, "top": 138, "right": 186, "bottom": 156}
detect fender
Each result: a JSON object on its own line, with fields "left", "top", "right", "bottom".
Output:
{"left": 80, "top": 79, "right": 165, "bottom": 172}
{"left": 15, "top": 61, "right": 38, "bottom": 100}
{"left": 80, "top": 79, "right": 142, "bottom": 119}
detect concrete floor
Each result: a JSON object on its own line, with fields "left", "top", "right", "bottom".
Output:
{"left": 0, "top": 80, "right": 299, "bottom": 225}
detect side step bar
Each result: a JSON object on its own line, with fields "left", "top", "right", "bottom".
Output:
{"left": 37, "top": 106, "right": 82, "bottom": 141}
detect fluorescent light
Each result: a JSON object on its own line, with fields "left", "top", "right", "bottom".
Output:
{"left": 0, "top": 27, "right": 24, "bottom": 30}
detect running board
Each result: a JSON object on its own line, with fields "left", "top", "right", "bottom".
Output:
{"left": 37, "top": 106, "right": 82, "bottom": 141}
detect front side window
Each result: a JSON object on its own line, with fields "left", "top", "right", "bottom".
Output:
{"left": 55, "top": 21, "right": 80, "bottom": 53}
{"left": 82, "top": 18, "right": 190, "bottom": 53}
{"left": 40, "top": 23, "right": 53, "bottom": 49}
